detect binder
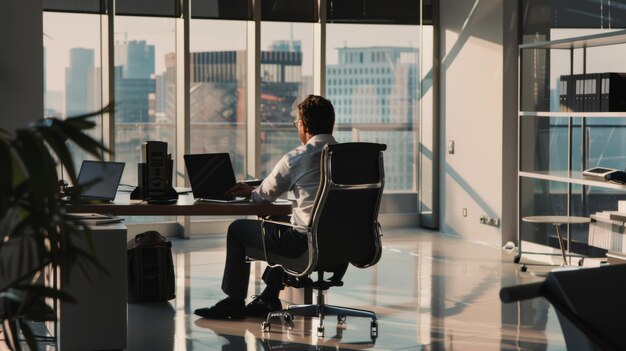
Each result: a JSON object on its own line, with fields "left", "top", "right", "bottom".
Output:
{"left": 574, "top": 75, "right": 584, "bottom": 112}
{"left": 601, "top": 72, "right": 626, "bottom": 111}
{"left": 559, "top": 75, "right": 572, "bottom": 112}
{"left": 585, "top": 75, "right": 597, "bottom": 111}
{"left": 560, "top": 72, "right": 626, "bottom": 112}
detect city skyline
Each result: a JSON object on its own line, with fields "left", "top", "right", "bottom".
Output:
{"left": 51, "top": 38, "right": 420, "bottom": 190}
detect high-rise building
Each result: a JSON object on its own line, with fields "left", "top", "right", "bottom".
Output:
{"left": 65, "top": 48, "right": 99, "bottom": 117}
{"left": 115, "top": 40, "right": 155, "bottom": 79}
{"left": 114, "top": 40, "right": 156, "bottom": 123}
{"left": 186, "top": 42, "right": 305, "bottom": 175}
{"left": 326, "top": 46, "right": 419, "bottom": 190}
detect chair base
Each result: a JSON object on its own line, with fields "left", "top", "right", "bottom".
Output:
{"left": 261, "top": 292, "right": 378, "bottom": 340}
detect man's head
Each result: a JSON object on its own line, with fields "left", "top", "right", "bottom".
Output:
{"left": 296, "top": 95, "right": 335, "bottom": 139}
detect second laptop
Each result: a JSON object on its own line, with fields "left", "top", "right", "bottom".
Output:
{"left": 184, "top": 153, "right": 248, "bottom": 203}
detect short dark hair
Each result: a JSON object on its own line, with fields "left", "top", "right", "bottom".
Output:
{"left": 297, "top": 94, "right": 335, "bottom": 135}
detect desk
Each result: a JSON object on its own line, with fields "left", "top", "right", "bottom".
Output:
{"left": 67, "top": 192, "right": 292, "bottom": 238}
{"left": 48, "top": 222, "right": 127, "bottom": 350}
{"left": 521, "top": 216, "right": 591, "bottom": 269}
{"left": 66, "top": 192, "right": 292, "bottom": 217}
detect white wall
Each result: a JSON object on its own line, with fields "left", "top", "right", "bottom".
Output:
{"left": 439, "top": 0, "right": 508, "bottom": 245}
{"left": 0, "top": 1, "right": 43, "bottom": 132}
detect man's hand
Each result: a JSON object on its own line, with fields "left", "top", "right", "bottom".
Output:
{"left": 227, "top": 182, "right": 255, "bottom": 198}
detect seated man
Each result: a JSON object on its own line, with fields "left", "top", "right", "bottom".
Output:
{"left": 194, "top": 94, "right": 337, "bottom": 319}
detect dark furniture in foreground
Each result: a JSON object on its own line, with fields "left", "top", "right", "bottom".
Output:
{"left": 500, "top": 264, "right": 626, "bottom": 351}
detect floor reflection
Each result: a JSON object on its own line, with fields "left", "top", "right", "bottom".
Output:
{"left": 125, "top": 228, "right": 567, "bottom": 351}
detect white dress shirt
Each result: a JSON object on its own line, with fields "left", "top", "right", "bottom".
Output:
{"left": 251, "top": 134, "right": 337, "bottom": 228}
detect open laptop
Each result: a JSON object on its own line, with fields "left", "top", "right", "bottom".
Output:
{"left": 62, "top": 160, "right": 125, "bottom": 203}
{"left": 184, "top": 153, "right": 248, "bottom": 203}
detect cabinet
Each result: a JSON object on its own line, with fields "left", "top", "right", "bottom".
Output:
{"left": 517, "top": 29, "right": 626, "bottom": 263}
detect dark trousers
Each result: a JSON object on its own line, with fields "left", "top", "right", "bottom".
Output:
{"left": 222, "top": 216, "right": 307, "bottom": 300}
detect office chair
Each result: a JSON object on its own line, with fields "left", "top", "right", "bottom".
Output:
{"left": 500, "top": 264, "right": 626, "bottom": 351}
{"left": 246, "top": 142, "right": 386, "bottom": 341}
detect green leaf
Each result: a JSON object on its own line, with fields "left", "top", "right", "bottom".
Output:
{"left": 53, "top": 119, "right": 109, "bottom": 160}
{"left": 14, "top": 284, "right": 77, "bottom": 304}
{"left": 38, "top": 122, "right": 80, "bottom": 184}
{"left": 14, "top": 130, "right": 58, "bottom": 197}
{"left": 8, "top": 319, "right": 21, "bottom": 351}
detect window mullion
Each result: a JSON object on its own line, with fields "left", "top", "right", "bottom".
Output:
{"left": 247, "top": 0, "right": 261, "bottom": 178}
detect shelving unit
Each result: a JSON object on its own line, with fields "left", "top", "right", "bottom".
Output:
{"left": 517, "top": 29, "right": 626, "bottom": 268}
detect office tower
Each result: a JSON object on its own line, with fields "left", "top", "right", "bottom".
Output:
{"left": 114, "top": 40, "right": 156, "bottom": 124}
{"left": 113, "top": 40, "right": 160, "bottom": 187}
{"left": 187, "top": 42, "right": 305, "bottom": 176}
{"left": 326, "top": 46, "right": 418, "bottom": 190}
{"left": 65, "top": 47, "right": 99, "bottom": 118}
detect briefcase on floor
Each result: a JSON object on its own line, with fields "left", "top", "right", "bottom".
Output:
{"left": 127, "top": 231, "right": 176, "bottom": 303}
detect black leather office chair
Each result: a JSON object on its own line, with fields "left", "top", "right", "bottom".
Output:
{"left": 500, "top": 264, "right": 626, "bottom": 351}
{"left": 247, "top": 142, "right": 386, "bottom": 340}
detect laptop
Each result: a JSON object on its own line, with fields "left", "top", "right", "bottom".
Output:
{"left": 184, "top": 153, "right": 248, "bottom": 203}
{"left": 63, "top": 160, "right": 125, "bottom": 203}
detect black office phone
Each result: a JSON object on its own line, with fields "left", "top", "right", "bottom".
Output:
{"left": 606, "top": 170, "right": 626, "bottom": 184}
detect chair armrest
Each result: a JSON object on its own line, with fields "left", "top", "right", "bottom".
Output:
{"left": 260, "top": 218, "right": 308, "bottom": 233}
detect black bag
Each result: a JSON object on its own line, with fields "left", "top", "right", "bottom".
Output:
{"left": 127, "top": 231, "right": 176, "bottom": 303}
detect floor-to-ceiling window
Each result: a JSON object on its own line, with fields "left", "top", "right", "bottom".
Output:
{"left": 189, "top": 0, "right": 251, "bottom": 179}
{"left": 43, "top": 10, "right": 103, "bottom": 174}
{"left": 326, "top": 24, "right": 419, "bottom": 192}
{"left": 114, "top": 16, "right": 177, "bottom": 186}
{"left": 260, "top": 21, "right": 315, "bottom": 175}
{"left": 325, "top": 0, "right": 435, "bottom": 225}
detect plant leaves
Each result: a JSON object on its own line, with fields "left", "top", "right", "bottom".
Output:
{"left": 37, "top": 122, "right": 80, "bottom": 185}
{"left": 14, "top": 129, "right": 58, "bottom": 198}
{"left": 8, "top": 319, "right": 20, "bottom": 351}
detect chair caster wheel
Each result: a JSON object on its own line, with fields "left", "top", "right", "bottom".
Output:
{"left": 520, "top": 265, "right": 527, "bottom": 272}
{"left": 337, "top": 315, "right": 346, "bottom": 324}
{"left": 370, "top": 320, "right": 378, "bottom": 339}
{"left": 281, "top": 312, "right": 293, "bottom": 323}
{"left": 262, "top": 322, "right": 271, "bottom": 332}
{"left": 514, "top": 254, "right": 521, "bottom": 263}
{"left": 317, "top": 326, "right": 324, "bottom": 337}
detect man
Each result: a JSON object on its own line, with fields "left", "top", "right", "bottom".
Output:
{"left": 194, "top": 94, "right": 337, "bottom": 320}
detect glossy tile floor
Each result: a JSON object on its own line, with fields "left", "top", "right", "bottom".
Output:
{"left": 127, "top": 227, "right": 568, "bottom": 351}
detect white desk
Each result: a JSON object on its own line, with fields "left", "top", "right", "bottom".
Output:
{"left": 50, "top": 222, "right": 127, "bottom": 350}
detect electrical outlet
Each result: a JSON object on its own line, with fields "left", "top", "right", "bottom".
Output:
{"left": 480, "top": 215, "right": 500, "bottom": 227}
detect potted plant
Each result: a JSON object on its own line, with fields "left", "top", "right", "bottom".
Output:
{"left": 0, "top": 106, "right": 111, "bottom": 350}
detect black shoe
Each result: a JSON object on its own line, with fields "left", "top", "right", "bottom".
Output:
{"left": 194, "top": 297, "right": 246, "bottom": 320}
{"left": 245, "top": 295, "right": 282, "bottom": 318}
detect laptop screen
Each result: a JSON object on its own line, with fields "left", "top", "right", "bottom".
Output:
{"left": 76, "top": 160, "right": 125, "bottom": 200}
{"left": 184, "top": 153, "right": 237, "bottom": 197}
